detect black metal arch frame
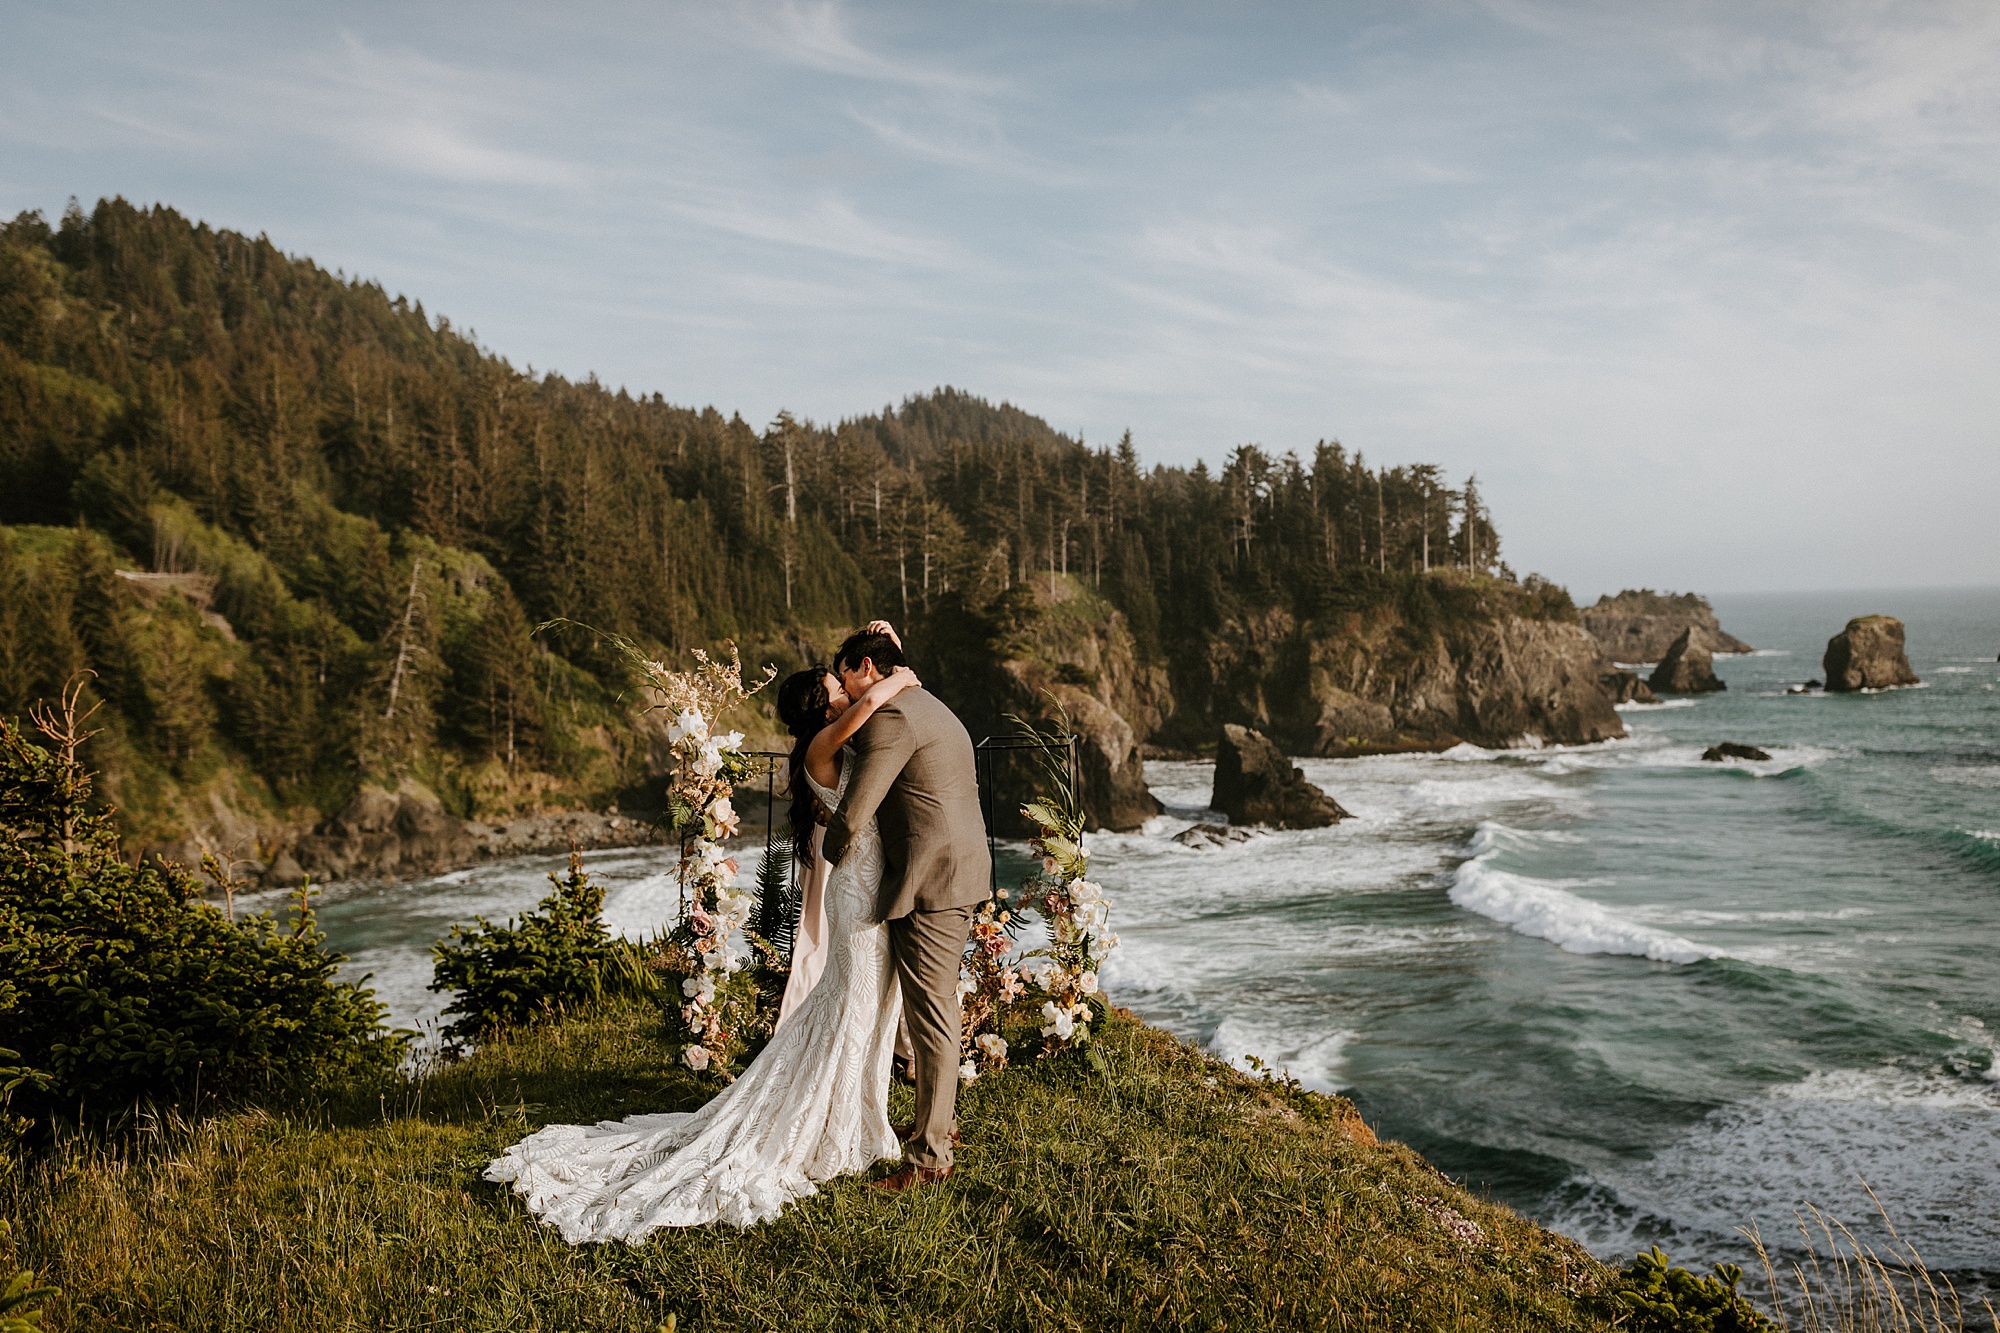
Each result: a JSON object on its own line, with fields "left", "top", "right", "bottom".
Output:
{"left": 735, "top": 733, "right": 1079, "bottom": 897}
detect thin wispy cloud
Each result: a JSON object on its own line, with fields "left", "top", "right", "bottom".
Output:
{"left": 2, "top": 0, "right": 1995, "bottom": 593}
{"left": 301, "top": 35, "right": 583, "bottom": 187}
{"left": 671, "top": 193, "right": 962, "bottom": 268}
{"left": 738, "top": 1, "right": 1005, "bottom": 95}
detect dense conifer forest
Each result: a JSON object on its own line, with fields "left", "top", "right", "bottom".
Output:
{"left": 0, "top": 197, "right": 1562, "bottom": 850}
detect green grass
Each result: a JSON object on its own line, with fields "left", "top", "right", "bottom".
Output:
{"left": 1, "top": 1003, "right": 1618, "bottom": 1331}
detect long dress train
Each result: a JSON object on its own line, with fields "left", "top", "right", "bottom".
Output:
{"left": 483, "top": 761, "right": 902, "bottom": 1239}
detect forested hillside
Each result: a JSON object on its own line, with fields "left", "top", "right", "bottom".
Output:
{"left": 0, "top": 197, "right": 1598, "bottom": 865}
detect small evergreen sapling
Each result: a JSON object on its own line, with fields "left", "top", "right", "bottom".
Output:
{"left": 429, "top": 851, "right": 618, "bottom": 1045}
{"left": 0, "top": 682, "right": 401, "bottom": 1124}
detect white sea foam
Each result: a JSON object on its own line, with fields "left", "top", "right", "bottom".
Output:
{"left": 1448, "top": 824, "right": 1717, "bottom": 964}
{"left": 1207, "top": 1017, "right": 1357, "bottom": 1092}
{"left": 1647, "top": 906, "right": 1873, "bottom": 927}
{"left": 1614, "top": 698, "right": 1697, "bottom": 711}
{"left": 1555, "top": 1065, "right": 2000, "bottom": 1273}
{"left": 1936, "top": 666, "right": 1975, "bottom": 674}
{"left": 1933, "top": 765, "right": 2000, "bottom": 788}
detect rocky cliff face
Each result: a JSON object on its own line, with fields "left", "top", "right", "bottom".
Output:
{"left": 987, "top": 576, "right": 1170, "bottom": 832}
{"left": 1583, "top": 589, "right": 1752, "bottom": 662}
{"left": 1184, "top": 594, "right": 1625, "bottom": 755}
{"left": 1823, "top": 615, "right": 1920, "bottom": 692}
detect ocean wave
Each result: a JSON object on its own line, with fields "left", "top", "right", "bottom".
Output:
{"left": 1647, "top": 906, "right": 1873, "bottom": 926}
{"left": 1936, "top": 666, "right": 1976, "bottom": 674}
{"left": 1406, "top": 772, "right": 1579, "bottom": 810}
{"left": 1615, "top": 698, "right": 1698, "bottom": 711}
{"left": 1546, "top": 1065, "right": 2000, "bottom": 1273}
{"left": 1535, "top": 741, "right": 1844, "bottom": 779}
{"left": 1933, "top": 765, "right": 2000, "bottom": 788}
{"left": 1447, "top": 823, "right": 1717, "bottom": 964}
{"left": 1207, "top": 1017, "right": 1357, "bottom": 1093}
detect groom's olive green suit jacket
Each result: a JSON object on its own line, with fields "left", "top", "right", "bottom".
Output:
{"left": 823, "top": 687, "right": 992, "bottom": 921}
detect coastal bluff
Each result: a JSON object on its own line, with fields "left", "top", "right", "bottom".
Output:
{"left": 1582, "top": 589, "right": 1751, "bottom": 662}
{"left": 1823, "top": 615, "right": 1920, "bottom": 692}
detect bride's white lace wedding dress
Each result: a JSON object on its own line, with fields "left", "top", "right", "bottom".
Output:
{"left": 484, "top": 759, "right": 903, "bottom": 1240}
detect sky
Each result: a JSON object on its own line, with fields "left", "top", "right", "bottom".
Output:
{"left": 3, "top": 1, "right": 1997, "bottom": 599}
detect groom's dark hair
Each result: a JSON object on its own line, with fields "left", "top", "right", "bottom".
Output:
{"left": 834, "top": 629, "right": 905, "bottom": 676}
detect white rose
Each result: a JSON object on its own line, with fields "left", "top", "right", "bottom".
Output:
{"left": 1039, "top": 1000, "right": 1075, "bottom": 1040}
{"left": 683, "top": 1045, "right": 711, "bottom": 1071}
{"left": 668, "top": 709, "right": 708, "bottom": 744}
{"left": 1079, "top": 972, "right": 1099, "bottom": 995}
{"left": 681, "top": 977, "right": 701, "bottom": 997}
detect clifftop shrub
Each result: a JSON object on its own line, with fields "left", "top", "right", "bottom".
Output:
{"left": 0, "top": 692, "right": 400, "bottom": 1125}
{"left": 428, "top": 852, "right": 621, "bottom": 1045}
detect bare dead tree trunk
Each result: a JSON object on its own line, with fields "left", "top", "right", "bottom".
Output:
{"left": 385, "top": 558, "right": 424, "bottom": 720}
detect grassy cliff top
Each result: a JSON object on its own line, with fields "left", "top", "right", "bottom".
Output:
{"left": 1586, "top": 589, "right": 1715, "bottom": 617}
{"left": 4, "top": 1000, "right": 1618, "bottom": 1331}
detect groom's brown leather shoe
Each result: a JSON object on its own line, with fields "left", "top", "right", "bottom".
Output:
{"left": 870, "top": 1162, "right": 952, "bottom": 1192}
{"left": 891, "top": 1123, "right": 959, "bottom": 1146}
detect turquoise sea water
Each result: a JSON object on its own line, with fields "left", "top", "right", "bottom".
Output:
{"left": 308, "top": 587, "right": 1999, "bottom": 1284}
{"left": 1099, "top": 586, "right": 2000, "bottom": 1284}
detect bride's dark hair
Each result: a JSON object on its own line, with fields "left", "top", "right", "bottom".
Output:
{"left": 776, "top": 667, "right": 833, "bottom": 864}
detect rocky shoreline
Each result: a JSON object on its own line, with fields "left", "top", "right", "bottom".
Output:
{"left": 147, "top": 785, "right": 667, "bottom": 889}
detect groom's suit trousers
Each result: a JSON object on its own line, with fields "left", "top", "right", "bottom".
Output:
{"left": 888, "top": 901, "right": 975, "bottom": 1170}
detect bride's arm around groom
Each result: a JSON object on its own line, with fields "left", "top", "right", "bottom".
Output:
{"left": 822, "top": 628, "right": 992, "bottom": 1189}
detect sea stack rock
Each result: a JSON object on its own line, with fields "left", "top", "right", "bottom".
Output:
{"left": 1648, "top": 629, "right": 1725, "bottom": 694}
{"left": 1212, "top": 724, "right": 1351, "bottom": 828}
{"left": 1599, "top": 669, "right": 1658, "bottom": 705}
{"left": 1823, "top": 616, "right": 1920, "bottom": 692}
{"left": 1583, "top": 589, "right": 1752, "bottom": 662}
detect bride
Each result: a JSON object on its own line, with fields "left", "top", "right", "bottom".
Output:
{"left": 484, "top": 650, "right": 924, "bottom": 1240}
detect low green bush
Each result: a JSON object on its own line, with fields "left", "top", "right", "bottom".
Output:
{"left": 0, "top": 711, "right": 401, "bottom": 1127}
{"left": 1611, "top": 1245, "right": 1772, "bottom": 1332}
{"left": 428, "top": 852, "right": 620, "bottom": 1044}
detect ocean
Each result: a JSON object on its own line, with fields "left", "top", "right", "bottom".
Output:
{"left": 306, "top": 586, "right": 2000, "bottom": 1285}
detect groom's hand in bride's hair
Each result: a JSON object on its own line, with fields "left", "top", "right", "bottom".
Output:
{"left": 865, "top": 619, "right": 903, "bottom": 650}
{"left": 864, "top": 666, "right": 920, "bottom": 706}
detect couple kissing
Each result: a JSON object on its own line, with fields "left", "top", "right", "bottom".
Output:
{"left": 486, "top": 620, "right": 991, "bottom": 1241}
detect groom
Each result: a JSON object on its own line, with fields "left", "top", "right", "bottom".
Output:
{"left": 822, "top": 627, "right": 992, "bottom": 1191}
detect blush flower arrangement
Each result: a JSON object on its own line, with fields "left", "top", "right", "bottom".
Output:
{"left": 537, "top": 622, "right": 775, "bottom": 1077}
{"left": 958, "top": 700, "right": 1119, "bottom": 1076}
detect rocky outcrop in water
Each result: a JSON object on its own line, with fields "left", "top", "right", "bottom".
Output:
{"left": 1648, "top": 629, "right": 1725, "bottom": 694}
{"left": 1583, "top": 590, "right": 1752, "bottom": 662}
{"left": 1823, "top": 616, "right": 1920, "bottom": 692}
{"left": 1600, "top": 669, "right": 1658, "bottom": 705}
{"left": 1211, "top": 724, "right": 1351, "bottom": 828}
{"left": 1172, "top": 822, "right": 1261, "bottom": 850}
{"left": 1702, "top": 743, "right": 1771, "bottom": 762}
